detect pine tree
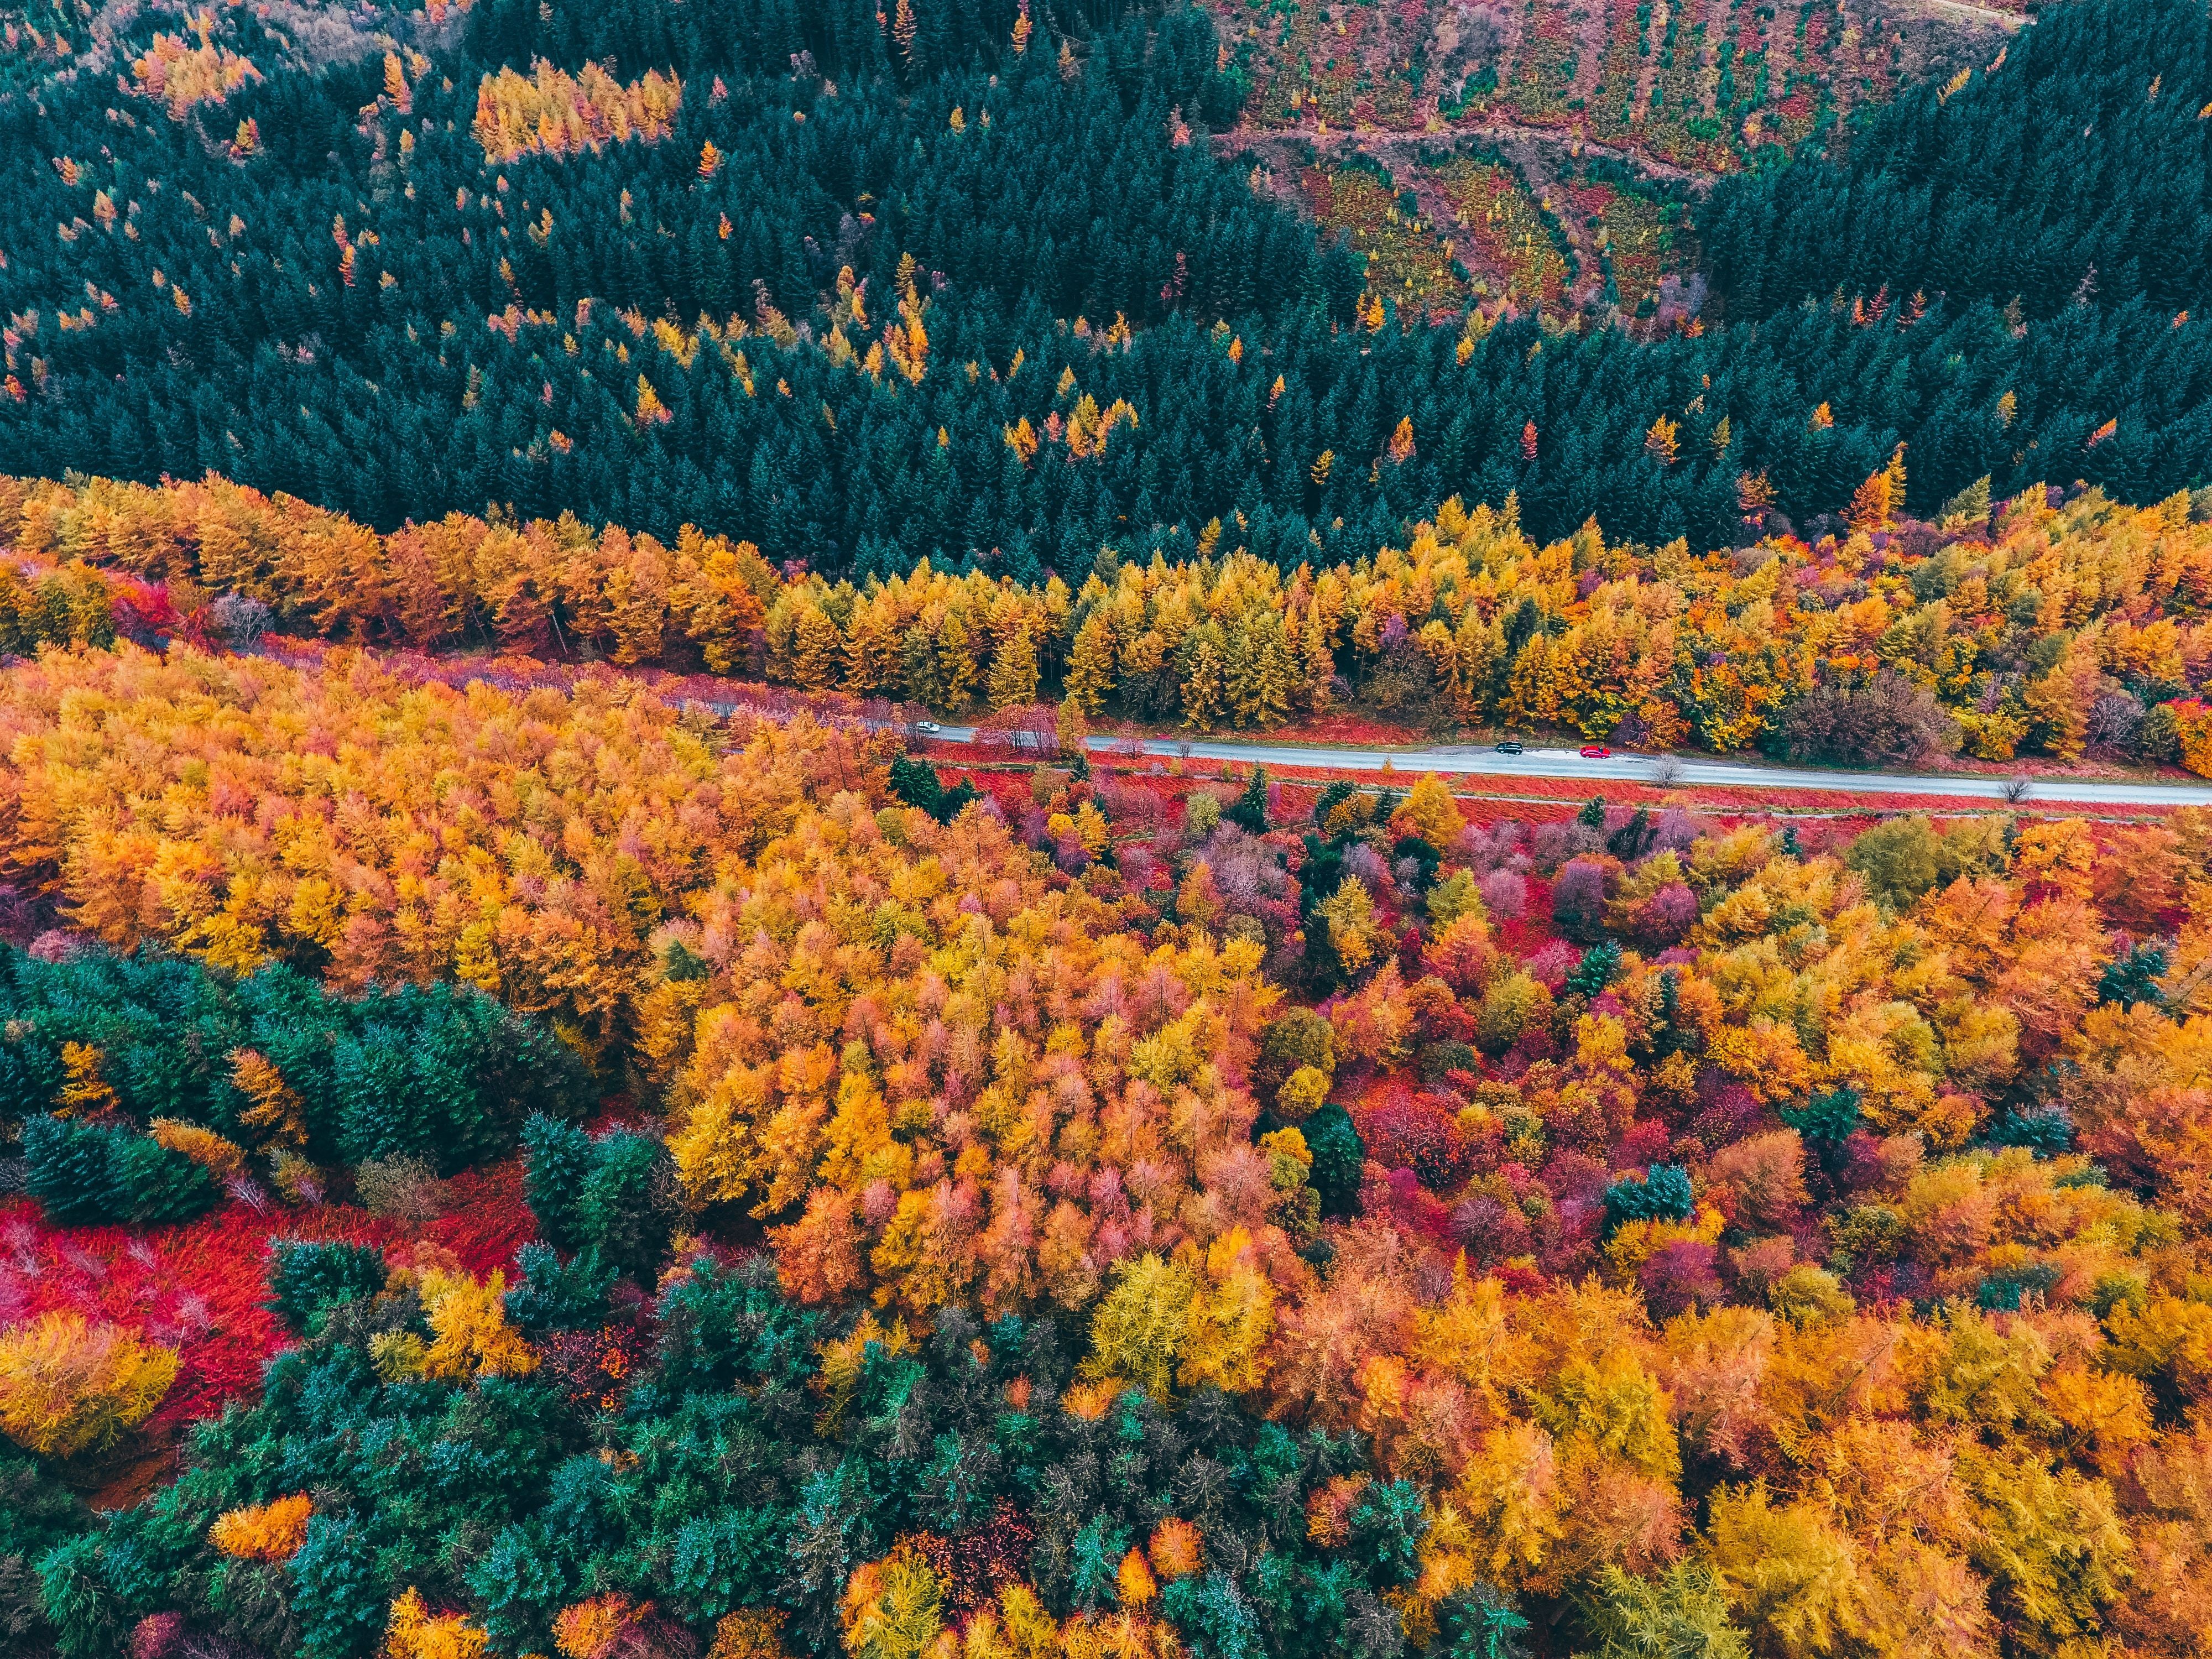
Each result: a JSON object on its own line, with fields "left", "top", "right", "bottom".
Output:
{"left": 1846, "top": 444, "right": 1908, "bottom": 533}
{"left": 1056, "top": 692, "right": 1089, "bottom": 758}
{"left": 1065, "top": 612, "right": 1115, "bottom": 716}
{"left": 937, "top": 611, "right": 979, "bottom": 709}
{"left": 792, "top": 601, "right": 847, "bottom": 691}
{"left": 1180, "top": 623, "right": 1228, "bottom": 731}
{"left": 988, "top": 628, "right": 1040, "bottom": 708}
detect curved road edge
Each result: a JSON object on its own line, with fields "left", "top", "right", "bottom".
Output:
{"left": 925, "top": 727, "right": 2212, "bottom": 808}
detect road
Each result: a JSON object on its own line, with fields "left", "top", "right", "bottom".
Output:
{"left": 926, "top": 728, "right": 2212, "bottom": 808}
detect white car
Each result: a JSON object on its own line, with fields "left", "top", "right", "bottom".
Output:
{"left": 915, "top": 720, "right": 942, "bottom": 735}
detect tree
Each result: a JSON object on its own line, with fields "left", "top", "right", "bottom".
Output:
{"left": 2022, "top": 634, "right": 2104, "bottom": 761}
{"left": 1553, "top": 859, "right": 1611, "bottom": 943}
{"left": 209, "top": 1494, "right": 315, "bottom": 1563}
{"left": 521, "top": 1116, "right": 680, "bottom": 1284}
{"left": 1845, "top": 816, "right": 1945, "bottom": 909}
{"left": 1057, "top": 692, "right": 1090, "bottom": 760}
{"left": 1776, "top": 674, "right": 1960, "bottom": 768}
{"left": 990, "top": 629, "right": 1041, "bottom": 709}
{"left": 1845, "top": 445, "right": 1907, "bottom": 534}
{"left": 1576, "top": 1562, "right": 1751, "bottom": 1659}
{"left": 841, "top": 1546, "right": 943, "bottom": 1659}
{"left": 1391, "top": 774, "right": 1466, "bottom": 852}
{"left": 417, "top": 1269, "right": 538, "bottom": 1383}
{"left": 1065, "top": 614, "right": 1115, "bottom": 716}
{"left": 1318, "top": 875, "right": 1385, "bottom": 976}
{"left": 1705, "top": 1483, "right": 1865, "bottom": 1655}
{"left": 1084, "top": 1255, "right": 1197, "bottom": 1398}
{"left": 0, "top": 1313, "right": 177, "bottom": 1459}
{"left": 1605, "top": 1165, "right": 1695, "bottom": 1231}
{"left": 267, "top": 1240, "right": 389, "bottom": 1333}
{"left": 1227, "top": 766, "right": 1270, "bottom": 833}
{"left": 1301, "top": 1104, "right": 1365, "bottom": 1216}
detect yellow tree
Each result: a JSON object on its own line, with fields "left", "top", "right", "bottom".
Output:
{"left": 0, "top": 1312, "right": 177, "bottom": 1458}
{"left": 988, "top": 627, "right": 1041, "bottom": 708}
{"left": 1065, "top": 611, "right": 1116, "bottom": 714}
{"left": 1225, "top": 614, "right": 1296, "bottom": 728}
{"left": 1057, "top": 692, "right": 1090, "bottom": 759}
{"left": 936, "top": 610, "right": 979, "bottom": 709}
{"left": 1847, "top": 445, "right": 1908, "bottom": 534}
{"left": 1391, "top": 774, "right": 1466, "bottom": 852}
{"left": 1181, "top": 623, "right": 1228, "bottom": 731}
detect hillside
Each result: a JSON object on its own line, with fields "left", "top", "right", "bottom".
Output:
{"left": 1208, "top": 0, "right": 2018, "bottom": 325}
{"left": 3, "top": 3, "right": 2212, "bottom": 1658}
{"left": 1, "top": 0, "right": 2204, "bottom": 570}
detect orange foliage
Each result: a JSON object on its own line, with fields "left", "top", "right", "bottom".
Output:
{"left": 0, "top": 646, "right": 891, "bottom": 1050}
{"left": 209, "top": 1492, "right": 314, "bottom": 1561}
{"left": 0, "top": 1311, "right": 178, "bottom": 1458}
{"left": 473, "top": 61, "right": 682, "bottom": 161}
{"left": 131, "top": 18, "right": 262, "bottom": 117}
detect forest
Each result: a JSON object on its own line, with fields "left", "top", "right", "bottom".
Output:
{"left": 2, "top": 0, "right": 2212, "bottom": 1653}
{"left": 0, "top": 0, "right": 2207, "bottom": 570}
{"left": 4, "top": 466, "right": 2209, "bottom": 767}
{"left": 0, "top": 648, "right": 2208, "bottom": 1659}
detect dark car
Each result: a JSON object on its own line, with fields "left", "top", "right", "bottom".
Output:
{"left": 1495, "top": 740, "right": 1525, "bottom": 755}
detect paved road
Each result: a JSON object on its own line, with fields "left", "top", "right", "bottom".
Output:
{"left": 926, "top": 727, "right": 2212, "bottom": 808}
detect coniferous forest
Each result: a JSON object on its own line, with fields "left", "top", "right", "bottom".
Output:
{"left": 3, "top": 0, "right": 2212, "bottom": 1657}
{"left": 1, "top": 0, "right": 2206, "bottom": 573}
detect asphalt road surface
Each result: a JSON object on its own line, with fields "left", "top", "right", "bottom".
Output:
{"left": 926, "top": 728, "right": 2212, "bottom": 808}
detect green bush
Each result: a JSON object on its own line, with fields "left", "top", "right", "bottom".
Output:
{"left": 523, "top": 1116, "right": 681, "bottom": 1285}
{"left": 1301, "top": 1104, "right": 1366, "bottom": 1218}
{"left": 22, "top": 1117, "right": 217, "bottom": 1227}
{"left": 290, "top": 1515, "right": 385, "bottom": 1659}
{"left": 267, "top": 1240, "right": 389, "bottom": 1333}
{"left": 503, "top": 1243, "right": 617, "bottom": 1333}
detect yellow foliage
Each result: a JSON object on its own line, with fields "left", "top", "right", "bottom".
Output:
{"left": 0, "top": 1311, "right": 178, "bottom": 1458}
{"left": 210, "top": 1491, "right": 314, "bottom": 1561}
{"left": 1116, "top": 1549, "right": 1157, "bottom": 1608}
{"left": 1317, "top": 874, "right": 1382, "bottom": 975}
{"left": 841, "top": 1544, "right": 943, "bottom": 1659}
{"left": 56, "top": 1040, "right": 117, "bottom": 1115}
{"left": 131, "top": 27, "right": 262, "bottom": 118}
{"left": 1083, "top": 1255, "right": 1195, "bottom": 1399}
{"left": 472, "top": 60, "right": 681, "bottom": 161}
{"left": 229, "top": 1048, "right": 309, "bottom": 1150}
{"left": 1707, "top": 1481, "right": 1866, "bottom": 1654}
{"left": 1177, "top": 1228, "right": 1277, "bottom": 1395}
{"left": 1146, "top": 1518, "right": 1203, "bottom": 1579}
{"left": 417, "top": 1270, "right": 536, "bottom": 1381}
{"left": 1389, "top": 773, "right": 1465, "bottom": 852}
{"left": 384, "top": 1587, "right": 489, "bottom": 1659}
{"left": 708, "top": 1609, "right": 792, "bottom": 1659}
{"left": 149, "top": 1117, "right": 244, "bottom": 1176}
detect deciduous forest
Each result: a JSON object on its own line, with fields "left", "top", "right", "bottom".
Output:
{"left": 2, "top": 0, "right": 2211, "bottom": 1656}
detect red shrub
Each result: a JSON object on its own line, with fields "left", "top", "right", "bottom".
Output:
{"left": 0, "top": 1154, "right": 538, "bottom": 1427}
{"left": 1353, "top": 1081, "right": 1475, "bottom": 1191}
{"left": 0, "top": 1197, "right": 383, "bottom": 1428}
{"left": 424, "top": 1161, "right": 538, "bottom": 1277}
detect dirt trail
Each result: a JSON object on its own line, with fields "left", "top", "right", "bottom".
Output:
{"left": 1223, "top": 122, "right": 1713, "bottom": 184}
{"left": 1218, "top": 121, "right": 1712, "bottom": 302}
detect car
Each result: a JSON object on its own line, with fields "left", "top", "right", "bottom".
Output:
{"left": 915, "top": 719, "right": 942, "bottom": 735}
{"left": 1579, "top": 744, "right": 1611, "bottom": 759}
{"left": 1495, "top": 740, "right": 1525, "bottom": 755}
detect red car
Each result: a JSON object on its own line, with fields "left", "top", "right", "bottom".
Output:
{"left": 1579, "top": 744, "right": 1611, "bottom": 759}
